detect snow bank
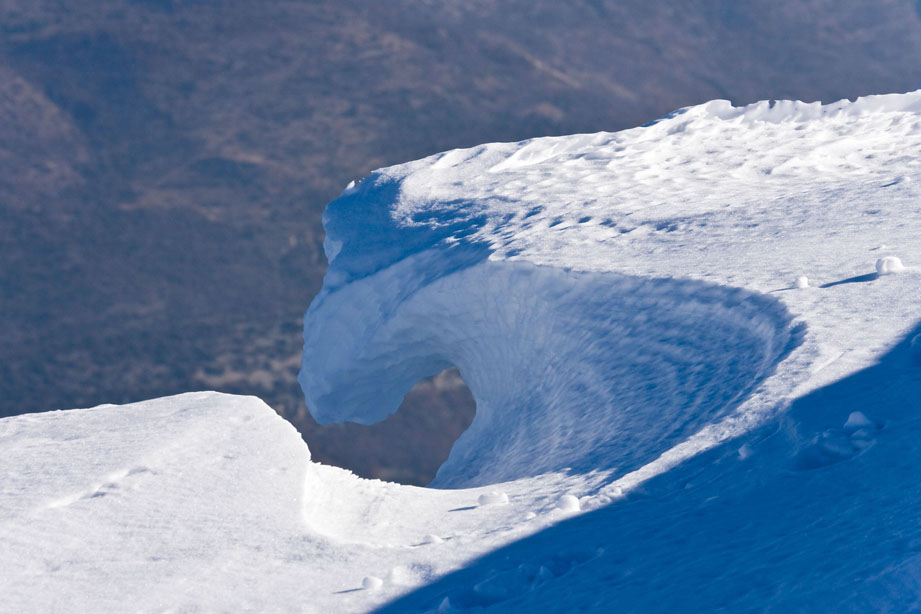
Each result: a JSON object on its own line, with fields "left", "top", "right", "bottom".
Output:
{"left": 0, "top": 393, "right": 316, "bottom": 612}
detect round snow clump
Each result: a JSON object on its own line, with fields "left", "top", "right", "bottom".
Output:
{"left": 557, "top": 494, "right": 581, "bottom": 513}
{"left": 844, "top": 411, "right": 873, "bottom": 430}
{"left": 422, "top": 533, "right": 443, "bottom": 545}
{"left": 341, "top": 179, "right": 359, "bottom": 195}
{"left": 362, "top": 576, "right": 384, "bottom": 590}
{"left": 478, "top": 491, "right": 509, "bottom": 506}
{"left": 876, "top": 256, "right": 905, "bottom": 275}
{"left": 795, "top": 276, "right": 809, "bottom": 289}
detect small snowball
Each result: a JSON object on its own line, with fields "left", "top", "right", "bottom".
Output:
{"left": 341, "top": 179, "right": 358, "bottom": 195}
{"left": 422, "top": 533, "right": 443, "bottom": 544}
{"left": 362, "top": 576, "right": 383, "bottom": 590}
{"left": 844, "top": 411, "right": 873, "bottom": 430}
{"left": 478, "top": 491, "right": 509, "bottom": 506}
{"left": 876, "top": 256, "right": 905, "bottom": 275}
{"left": 557, "top": 494, "right": 581, "bottom": 512}
{"left": 795, "top": 276, "right": 809, "bottom": 289}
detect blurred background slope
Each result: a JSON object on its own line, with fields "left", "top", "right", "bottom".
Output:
{"left": 2, "top": 0, "right": 920, "bottom": 484}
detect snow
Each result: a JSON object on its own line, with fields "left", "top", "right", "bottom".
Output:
{"left": 362, "top": 576, "right": 384, "bottom": 590}
{"left": 4, "top": 92, "right": 921, "bottom": 612}
{"left": 556, "top": 495, "right": 581, "bottom": 513}
{"left": 478, "top": 491, "right": 509, "bottom": 506}
{"left": 876, "top": 255, "right": 906, "bottom": 274}
{"left": 843, "top": 410, "right": 873, "bottom": 430}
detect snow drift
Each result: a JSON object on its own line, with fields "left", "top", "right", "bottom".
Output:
{"left": 4, "top": 92, "right": 921, "bottom": 613}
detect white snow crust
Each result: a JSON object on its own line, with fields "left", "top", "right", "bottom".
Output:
{"left": 4, "top": 92, "right": 921, "bottom": 613}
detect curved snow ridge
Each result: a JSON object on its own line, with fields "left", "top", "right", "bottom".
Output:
{"left": 301, "top": 257, "right": 800, "bottom": 488}
{"left": 319, "top": 90, "right": 921, "bottom": 287}
{"left": 649, "top": 90, "right": 921, "bottom": 126}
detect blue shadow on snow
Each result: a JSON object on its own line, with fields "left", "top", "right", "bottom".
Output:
{"left": 379, "top": 321, "right": 921, "bottom": 613}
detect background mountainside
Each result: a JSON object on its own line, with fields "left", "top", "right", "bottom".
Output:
{"left": 3, "top": 0, "right": 921, "bottom": 484}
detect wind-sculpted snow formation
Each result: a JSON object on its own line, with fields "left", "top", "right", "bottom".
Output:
{"left": 302, "top": 259, "right": 798, "bottom": 487}
{"left": 301, "top": 92, "right": 921, "bottom": 490}
{"left": 4, "top": 93, "right": 921, "bottom": 613}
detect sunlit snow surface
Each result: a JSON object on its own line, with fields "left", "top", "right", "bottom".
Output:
{"left": 5, "top": 93, "right": 921, "bottom": 612}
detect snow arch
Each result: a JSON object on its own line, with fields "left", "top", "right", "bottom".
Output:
{"left": 301, "top": 254, "right": 797, "bottom": 487}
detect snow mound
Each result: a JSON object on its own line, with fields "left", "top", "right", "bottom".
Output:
{"left": 0, "top": 393, "right": 316, "bottom": 612}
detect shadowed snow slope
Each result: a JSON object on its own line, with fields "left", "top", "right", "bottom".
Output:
{"left": 3, "top": 93, "right": 921, "bottom": 613}
{"left": 381, "top": 322, "right": 921, "bottom": 613}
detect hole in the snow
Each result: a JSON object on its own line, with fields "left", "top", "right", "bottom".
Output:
{"left": 297, "top": 368, "right": 476, "bottom": 486}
